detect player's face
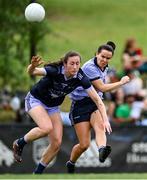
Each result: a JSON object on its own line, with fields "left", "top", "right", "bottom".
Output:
{"left": 64, "top": 56, "right": 80, "bottom": 77}
{"left": 96, "top": 49, "right": 112, "bottom": 69}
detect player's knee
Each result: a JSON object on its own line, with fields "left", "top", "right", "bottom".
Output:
{"left": 97, "top": 123, "right": 105, "bottom": 130}
{"left": 79, "top": 141, "right": 90, "bottom": 151}
{"left": 41, "top": 125, "right": 53, "bottom": 136}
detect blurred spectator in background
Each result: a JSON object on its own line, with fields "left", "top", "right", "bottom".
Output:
{"left": 107, "top": 88, "right": 124, "bottom": 122}
{"left": 0, "top": 87, "right": 33, "bottom": 124}
{"left": 0, "top": 87, "right": 11, "bottom": 110}
{"left": 130, "top": 91, "right": 145, "bottom": 122}
{"left": 122, "top": 70, "right": 143, "bottom": 97}
{"left": 141, "top": 98, "right": 147, "bottom": 124}
{"left": 10, "top": 96, "right": 21, "bottom": 112}
{"left": 122, "top": 38, "right": 147, "bottom": 74}
{"left": 109, "top": 94, "right": 135, "bottom": 125}
{"left": 108, "top": 79, "right": 147, "bottom": 126}
{"left": 10, "top": 95, "right": 22, "bottom": 123}
{"left": 104, "top": 67, "right": 120, "bottom": 100}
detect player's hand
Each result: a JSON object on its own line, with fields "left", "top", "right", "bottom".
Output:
{"left": 31, "top": 56, "right": 44, "bottom": 67}
{"left": 104, "top": 120, "right": 112, "bottom": 134}
{"left": 120, "top": 76, "right": 130, "bottom": 85}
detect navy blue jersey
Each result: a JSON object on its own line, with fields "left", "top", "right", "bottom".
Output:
{"left": 30, "top": 65, "right": 91, "bottom": 107}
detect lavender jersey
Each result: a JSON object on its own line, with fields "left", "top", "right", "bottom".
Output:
{"left": 70, "top": 57, "right": 108, "bottom": 100}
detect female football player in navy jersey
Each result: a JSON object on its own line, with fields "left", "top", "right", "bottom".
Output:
{"left": 13, "top": 51, "right": 111, "bottom": 174}
{"left": 66, "top": 42, "right": 130, "bottom": 173}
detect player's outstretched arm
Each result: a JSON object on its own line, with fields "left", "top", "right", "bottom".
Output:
{"left": 92, "top": 76, "right": 130, "bottom": 92}
{"left": 27, "top": 55, "right": 45, "bottom": 76}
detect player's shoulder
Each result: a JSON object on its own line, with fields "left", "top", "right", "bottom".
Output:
{"left": 44, "top": 64, "right": 61, "bottom": 75}
{"left": 77, "top": 68, "right": 87, "bottom": 80}
{"left": 82, "top": 58, "right": 97, "bottom": 71}
{"left": 83, "top": 58, "right": 95, "bottom": 67}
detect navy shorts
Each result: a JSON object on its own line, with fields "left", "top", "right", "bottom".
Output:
{"left": 69, "top": 97, "right": 98, "bottom": 125}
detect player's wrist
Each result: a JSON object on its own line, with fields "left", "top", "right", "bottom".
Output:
{"left": 30, "top": 64, "right": 36, "bottom": 69}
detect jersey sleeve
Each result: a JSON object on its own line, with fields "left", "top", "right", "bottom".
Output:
{"left": 44, "top": 65, "right": 59, "bottom": 76}
{"left": 79, "top": 71, "right": 92, "bottom": 90}
{"left": 83, "top": 65, "right": 100, "bottom": 81}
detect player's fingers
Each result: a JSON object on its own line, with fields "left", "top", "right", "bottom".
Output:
{"left": 36, "top": 57, "right": 42, "bottom": 63}
{"left": 106, "top": 125, "right": 112, "bottom": 134}
{"left": 31, "top": 57, "right": 36, "bottom": 63}
{"left": 31, "top": 56, "right": 36, "bottom": 61}
{"left": 109, "top": 126, "right": 112, "bottom": 133}
{"left": 38, "top": 60, "right": 44, "bottom": 65}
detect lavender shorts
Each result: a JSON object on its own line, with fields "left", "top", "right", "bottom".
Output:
{"left": 25, "top": 92, "right": 60, "bottom": 115}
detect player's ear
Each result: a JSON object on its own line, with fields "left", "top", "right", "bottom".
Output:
{"left": 63, "top": 62, "right": 67, "bottom": 68}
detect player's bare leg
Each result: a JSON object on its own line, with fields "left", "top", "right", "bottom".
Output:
{"left": 90, "top": 110, "right": 111, "bottom": 163}
{"left": 66, "top": 121, "right": 91, "bottom": 173}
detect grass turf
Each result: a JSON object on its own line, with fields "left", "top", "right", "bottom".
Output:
{"left": 0, "top": 173, "right": 147, "bottom": 179}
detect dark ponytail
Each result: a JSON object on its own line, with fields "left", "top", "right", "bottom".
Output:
{"left": 107, "top": 41, "right": 116, "bottom": 51}
{"left": 97, "top": 41, "right": 116, "bottom": 55}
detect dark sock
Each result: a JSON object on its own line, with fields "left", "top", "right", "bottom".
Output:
{"left": 66, "top": 160, "right": 75, "bottom": 173}
{"left": 98, "top": 146, "right": 105, "bottom": 152}
{"left": 69, "top": 160, "right": 75, "bottom": 165}
{"left": 34, "top": 162, "right": 47, "bottom": 174}
{"left": 17, "top": 137, "right": 27, "bottom": 149}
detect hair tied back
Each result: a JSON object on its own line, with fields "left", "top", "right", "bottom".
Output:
{"left": 107, "top": 41, "right": 116, "bottom": 50}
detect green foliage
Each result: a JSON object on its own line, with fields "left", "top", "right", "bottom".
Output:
{"left": 0, "top": 0, "right": 50, "bottom": 91}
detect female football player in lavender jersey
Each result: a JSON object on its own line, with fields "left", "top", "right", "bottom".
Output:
{"left": 66, "top": 42, "right": 130, "bottom": 173}
{"left": 13, "top": 51, "right": 111, "bottom": 174}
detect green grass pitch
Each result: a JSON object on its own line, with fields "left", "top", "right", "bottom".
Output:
{"left": 1, "top": 173, "right": 147, "bottom": 179}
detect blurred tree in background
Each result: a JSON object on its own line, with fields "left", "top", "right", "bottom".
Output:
{"left": 0, "top": 0, "right": 50, "bottom": 91}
